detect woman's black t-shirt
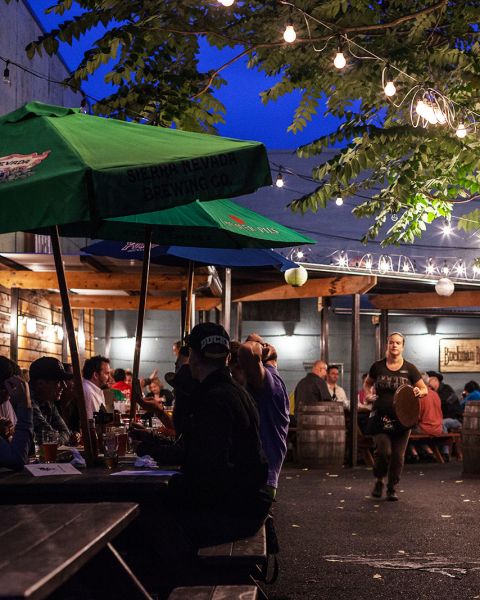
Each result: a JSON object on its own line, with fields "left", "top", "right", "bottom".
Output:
{"left": 369, "top": 358, "right": 422, "bottom": 418}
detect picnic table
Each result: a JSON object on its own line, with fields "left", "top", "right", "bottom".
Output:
{"left": 0, "top": 502, "right": 152, "bottom": 600}
{"left": 0, "top": 464, "right": 171, "bottom": 505}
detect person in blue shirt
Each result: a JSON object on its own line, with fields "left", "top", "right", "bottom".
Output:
{"left": 460, "top": 380, "right": 480, "bottom": 411}
{"left": 0, "top": 356, "right": 32, "bottom": 470}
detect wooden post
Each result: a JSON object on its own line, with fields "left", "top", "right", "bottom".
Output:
{"left": 130, "top": 228, "right": 152, "bottom": 422}
{"left": 104, "top": 311, "right": 112, "bottom": 358}
{"left": 184, "top": 261, "right": 195, "bottom": 336}
{"left": 221, "top": 268, "right": 232, "bottom": 336}
{"left": 180, "top": 291, "right": 187, "bottom": 341}
{"left": 380, "top": 309, "right": 389, "bottom": 357}
{"left": 78, "top": 309, "right": 86, "bottom": 364}
{"left": 234, "top": 301, "right": 243, "bottom": 341}
{"left": 50, "top": 226, "right": 94, "bottom": 466}
{"left": 320, "top": 297, "right": 330, "bottom": 363}
{"left": 347, "top": 293, "right": 360, "bottom": 468}
{"left": 9, "top": 288, "right": 18, "bottom": 364}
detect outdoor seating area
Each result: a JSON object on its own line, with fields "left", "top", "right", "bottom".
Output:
{"left": 2, "top": 1, "right": 480, "bottom": 598}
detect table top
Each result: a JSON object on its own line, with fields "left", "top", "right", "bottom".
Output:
{"left": 0, "top": 464, "right": 171, "bottom": 505}
{"left": 0, "top": 502, "right": 139, "bottom": 600}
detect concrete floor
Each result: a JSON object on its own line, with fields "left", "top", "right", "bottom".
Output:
{"left": 267, "top": 461, "right": 480, "bottom": 600}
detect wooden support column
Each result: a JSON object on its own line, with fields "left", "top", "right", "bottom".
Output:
{"left": 221, "top": 268, "right": 232, "bottom": 336}
{"left": 234, "top": 302, "right": 243, "bottom": 342}
{"left": 9, "top": 288, "right": 18, "bottom": 364}
{"left": 78, "top": 310, "right": 86, "bottom": 363}
{"left": 320, "top": 297, "right": 330, "bottom": 363}
{"left": 347, "top": 293, "right": 360, "bottom": 468}
{"left": 180, "top": 291, "right": 187, "bottom": 342}
{"left": 380, "top": 309, "right": 389, "bottom": 358}
{"left": 104, "top": 311, "right": 113, "bottom": 358}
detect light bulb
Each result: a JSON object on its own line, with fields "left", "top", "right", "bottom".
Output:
{"left": 3, "top": 65, "right": 10, "bottom": 85}
{"left": 426, "top": 259, "right": 435, "bottom": 275}
{"left": 218, "top": 0, "right": 234, "bottom": 5}
{"left": 333, "top": 52, "right": 346, "bottom": 69}
{"left": 456, "top": 123, "right": 467, "bottom": 138}
{"left": 283, "top": 25, "right": 296, "bottom": 43}
{"left": 433, "top": 106, "right": 446, "bottom": 124}
{"left": 402, "top": 261, "right": 410, "bottom": 272}
{"left": 384, "top": 81, "right": 396, "bottom": 97}
{"left": 442, "top": 219, "right": 452, "bottom": 235}
{"left": 416, "top": 100, "right": 427, "bottom": 118}
{"left": 275, "top": 173, "right": 284, "bottom": 188}
{"left": 296, "top": 250, "right": 304, "bottom": 259}
{"left": 26, "top": 317, "right": 37, "bottom": 334}
{"left": 435, "top": 277, "right": 454, "bottom": 297}
{"left": 335, "top": 196, "right": 343, "bottom": 206}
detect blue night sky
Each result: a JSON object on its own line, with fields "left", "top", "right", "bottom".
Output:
{"left": 31, "top": 1, "right": 341, "bottom": 149}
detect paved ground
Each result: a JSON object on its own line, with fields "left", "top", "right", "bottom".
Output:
{"left": 267, "top": 460, "right": 480, "bottom": 600}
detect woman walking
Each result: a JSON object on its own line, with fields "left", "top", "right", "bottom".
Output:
{"left": 364, "top": 332, "right": 427, "bottom": 501}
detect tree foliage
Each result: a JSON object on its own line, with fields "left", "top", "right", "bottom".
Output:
{"left": 8, "top": 0, "right": 480, "bottom": 244}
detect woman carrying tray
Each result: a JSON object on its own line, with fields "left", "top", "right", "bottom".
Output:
{"left": 364, "top": 332, "right": 427, "bottom": 501}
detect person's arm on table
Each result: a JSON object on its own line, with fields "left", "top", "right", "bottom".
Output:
{"left": 0, "top": 376, "right": 33, "bottom": 470}
{"left": 130, "top": 422, "right": 183, "bottom": 464}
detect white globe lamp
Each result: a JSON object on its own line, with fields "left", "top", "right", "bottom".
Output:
{"left": 284, "top": 266, "right": 308, "bottom": 287}
{"left": 435, "top": 277, "right": 455, "bottom": 297}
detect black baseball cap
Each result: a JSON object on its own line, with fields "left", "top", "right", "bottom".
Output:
{"left": 30, "top": 357, "right": 74, "bottom": 382}
{"left": 187, "top": 323, "right": 230, "bottom": 359}
{"left": 426, "top": 370, "right": 443, "bottom": 382}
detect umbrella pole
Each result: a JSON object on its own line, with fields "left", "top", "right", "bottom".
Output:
{"left": 50, "top": 226, "right": 94, "bottom": 466}
{"left": 184, "top": 261, "right": 195, "bottom": 337}
{"left": 130, "top": 227, "right": 152, "bottom": 422}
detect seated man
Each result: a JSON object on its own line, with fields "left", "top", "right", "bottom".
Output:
{"left": 130, "top": 323, "right": 270, "bottom": 551}
{"left": 30, "top": 357, "right": 74, "bottom": 446}
{"left": 0, "top": 356, "right": 32, "bottom": 470}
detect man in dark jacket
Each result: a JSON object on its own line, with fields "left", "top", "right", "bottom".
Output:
{"left": 427, "top": 370, "right": 463, "bottom": 423}
{"left": 294, "top": 360, "right": 332, "bottom": 422}
{"left": 131, "top": 323, "right": 270, "bottom": 550}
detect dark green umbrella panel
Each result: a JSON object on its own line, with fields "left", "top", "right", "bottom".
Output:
{"left": 0, "top": 102, "right": 272, "bottom": 234}
{"left": 61, "top": 198, "right": 315, "bottom": 248}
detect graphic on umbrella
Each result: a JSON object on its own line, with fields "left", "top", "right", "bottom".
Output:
{"left": 0, "top": 101, "right": 273, "bottom": 464}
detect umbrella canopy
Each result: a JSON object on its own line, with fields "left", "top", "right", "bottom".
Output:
{"left": 82, "top": 240, "right": 300, "bottom": 271}
{"left": 61, "top": 198, "right": 315, "bottom": 248}
{"left": 0, "top": 101, "right": 272, "bottom": 234}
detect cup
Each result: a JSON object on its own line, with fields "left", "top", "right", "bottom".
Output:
{"left": 41, "top": 432, "right": 59, "bottom": 463}
{"left": 103, "top": 432, "right": 119, "bottom": 470}
{"left": 114, "top": 427, "right": 128, "bottom": 457}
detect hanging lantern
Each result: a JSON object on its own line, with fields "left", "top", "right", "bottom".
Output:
{"left": 284, "top": 266, "right": 308, "bottom": 287}
{"left": 435, "top": 277, "right": 454, "bottom": 297}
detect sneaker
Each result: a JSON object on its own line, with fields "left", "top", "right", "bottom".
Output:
{"left": 386, "top": 488, "right": 399, "bottom": 501}
{"left": 372, "top": 480, "right": 384, "bottom": 498}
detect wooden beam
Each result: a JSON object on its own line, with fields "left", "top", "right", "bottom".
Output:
{"left": 0, "top": 271, "right": 210, "bottom": 291}
{"left": 371, "top": 291, "right": 480, "bottom": 310}
{"left": 46, "top": 294, "right": 221, "bottom": 311}
{"left": 232, "top": 275, "right": 377, "bottom": 302}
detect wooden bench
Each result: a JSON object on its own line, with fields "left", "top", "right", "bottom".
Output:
{"left": 168, "top": 585, "right": 258, "bottom": 599}
{"left": 196, "top": 524, "right": 268, "bottom": 589}
{"left": 358, "top": 431, "right": 462, "bottom": 465}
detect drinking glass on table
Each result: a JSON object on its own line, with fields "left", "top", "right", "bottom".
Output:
{"left": 103, "top": 431, "right": 119, "bottom": 470}
{"left": 41, "top": 432, "right": 59, "bottom": 463}
{"left": 114, "top": 426, "right": 128, "bottom": 457}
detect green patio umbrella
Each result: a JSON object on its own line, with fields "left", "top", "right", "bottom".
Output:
{"left": 0, "top": 102, "right": 271, "bottom": 233}
{"left": 0, "top": 101, "right": 273, "bottom": 463}
{"left": 60, "top": 198, "right": 315, "bottom": 248}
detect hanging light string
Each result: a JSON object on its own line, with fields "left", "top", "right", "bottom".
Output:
{"left": 0, "top": 53, "right": 164, "bottom": 125}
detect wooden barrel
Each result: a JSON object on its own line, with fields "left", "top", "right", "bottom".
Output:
{"left": 462, "top": 401, "right": 480, "bottom": 474}
{"left": 297, "top": 402, "right": 346, "bottom": 467}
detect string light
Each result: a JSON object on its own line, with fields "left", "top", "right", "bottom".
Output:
{"left": 426, "top": 258, "right": 435, "bottom": 275}
{"left": 333, "top": 50, "right": 346, "bottom": 69}
{"left": 335, "top": 195, "right": 343, "bottom": 206}
{"left": 3, "top": 60, "right": 10, "bottom": 85}
{"left": 456, "top": 123, "right": 467, "bottom": 139}
{"left": 283, "top": 24, "right": 297, "bottom": 43}
{"left": 442, "top": 219, "right": 452, "bottom": 235}
{"left": 275, "top": 171, "right": 285, "bottom": 188}
{"left": 218, "top": 0, "right": 234, "bottom": 6}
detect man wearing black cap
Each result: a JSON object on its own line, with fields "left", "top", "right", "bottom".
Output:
{"left": 131, "top": 322, "right": 270, "bottom": 549}
{"left": 426, "top": 370, "right": 463, "bottom": 424}
{"left": 30, "top": 357, "right": 74, "bottom": 446}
